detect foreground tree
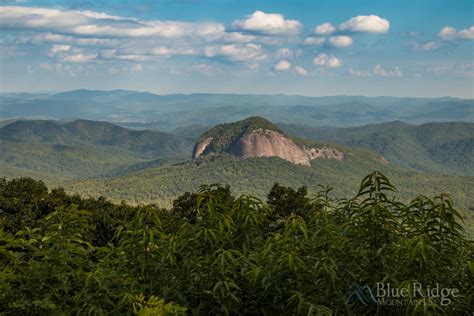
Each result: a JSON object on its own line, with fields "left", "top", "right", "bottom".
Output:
{"left": 0, "top": 173, "right": 472, "bottom": 315}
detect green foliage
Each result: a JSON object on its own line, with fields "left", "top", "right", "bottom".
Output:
{"left": 64, "top": 153, "right": 474, "bottom": 235}
{"left": 0, "top": 173, "right": 472, "bottom": 315}
{"left": 0, "top": 119, "right": 193, "bottom": 178}
{"left": 280, "top": 121, "right": 474, "bottom": 176}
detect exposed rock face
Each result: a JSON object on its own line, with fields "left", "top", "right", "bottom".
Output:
{"left": 304, "top": 147, "right": 344, "bottom": 161}
{"left": 193, "top": 127, "right": 344, "bottom": 166}
{"left": 192, "top": 137, "right": 213, "bottom": 159}
{"left": 229, "top": 129, "right": 311, "bottom": 166}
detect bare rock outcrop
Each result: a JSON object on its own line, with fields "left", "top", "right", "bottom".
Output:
{"left": 304, "top": 147, "right": 344, "bottom": 161}
{"left": 229, "top": 129, "right": 311, "bottom": 166}
{"left": 192, "top": 137, "right": 213, "bottom": 159}
{"left": 193, "top": 127, "right": 345, "bottom": 167}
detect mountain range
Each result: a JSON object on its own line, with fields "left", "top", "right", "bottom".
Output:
{"left": 1, "top": 90, "right": 473, "bottom": 127}
{"left": 0, "top": 117, "right": 472, "bottom": 231}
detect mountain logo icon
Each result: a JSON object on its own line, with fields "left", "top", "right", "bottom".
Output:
{"left": 346, "top": 283, "right": 378, "bottom": 305}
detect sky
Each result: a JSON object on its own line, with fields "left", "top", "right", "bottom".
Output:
{"left": 0, "top": 0, "right": 473, "bottom": 97}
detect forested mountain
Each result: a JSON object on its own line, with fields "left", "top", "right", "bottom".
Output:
{"left": 279, "top": 121, "right": 474, "bottom": 176}
{"left": 0, "top": 119, "right": 193, "bottom": 178}
{"left": 1, "top": 90, "right": 472, "bottom": 127}
{"left": 0, "top": 119, "right": 193, "bottom": 158}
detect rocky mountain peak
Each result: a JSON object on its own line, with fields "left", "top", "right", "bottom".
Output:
{"left": 193, "top": 117, "right": 344, "bottom": 166}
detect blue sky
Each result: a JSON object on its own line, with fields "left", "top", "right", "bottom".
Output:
{"left": 0, "top": 0, "right": 473, "bottom": 97}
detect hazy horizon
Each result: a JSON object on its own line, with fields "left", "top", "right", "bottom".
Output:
{"left": 1, "top": 88, "right": 472, "bottom": 100}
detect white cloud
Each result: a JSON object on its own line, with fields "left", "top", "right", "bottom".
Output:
{"left": 232, "top": 10, "right": 302, "bottom": 36}
{"left": 439, "top": 25, "right": 474, "bottom": 41}
{"left": 275, "top": 48, "right": 293, "bottom": 59}
{"left": 294, "top": 66, "right": 308, "bottom": 76}
{"left": 339, "top": 15, "right": 390, "bottom": 33}
{"left": 275, "top": 48, "right": 301, "bottom": 59}
{"left": 274, "top": 60, "right": 291, "bottom": 71}
{"left": 303, "top": 37, "right": 325, "bottom": 46}
{"left": 373, "top": 64, "right": 402, "bottom": 77}
{"left": 151, "top": 46, "right": 196, "bottom": 56}
{"left": 328, "top": 35, "right": 353, "bottom": 47}
{"left": 48, "top": 44, "right": 71, "bottom": 56}
{"left": 0, "top": 6, "right": 226, "bottom": 39}
{"left": 439, "top": 26, "right": 457, "bottom": 40}
{"left": 313, "top": 53, "right": 342, "bottom": 68}
{"left": 222, "top": 32, "right": 256, "bottom": 43}
{"left": 458, "top": 26, "right": 474, "bottom": 40}
{"left": 204, "top": 43, "right": 266, "bottom": 62}
{"left": 314, "top": 22, "right": 335, "bottom": 35}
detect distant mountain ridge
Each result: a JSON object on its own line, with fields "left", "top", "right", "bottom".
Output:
{"left": 1, "top": 89, "right": 472, "bottom": 127}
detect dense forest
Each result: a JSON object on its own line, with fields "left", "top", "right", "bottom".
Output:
{"left": 1, "top": 172, "right": 472, "bottom": 315}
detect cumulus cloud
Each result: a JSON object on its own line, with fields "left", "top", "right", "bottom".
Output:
{"left": 314, "top": 22, "right": 335, "bottom": 35}
{"left": 232, "top": 10, "right": 302, "bottom": 36}
{"left": 439, "top": 25, "right": 474, "bottom": 40}
{"left": 339, "top": 15, "right": 390, "bottom": 33}
{"left": 313, "top": 53, "right": 342, "bottom": 68}
{"left": 204, "top": 43, "right": 266, "bottom": 62}
{"left": 458, "top": 26, "right": 474, "bottom": 40}
{"left": 294, "top": 66, "right": 308, "bottom": 76}
{"left": 328, "top": 35, "right": 353, "bottom": 47}
{"left": 303, "top": 37, "right": 325, "bottom": 46}
{"left": 438, "top": 26, "right": 457, "bottom": 40}
{"left": 373, "top": 64, "right": 402, "bottom": 77}
{"left": 274, "top": 60, "right": 291, "bottom": 71}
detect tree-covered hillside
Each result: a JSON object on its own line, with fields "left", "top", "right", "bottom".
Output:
{"left": 1, "top": 173, "right": 472, "bottom": 314}
{"left": 0, "top": 119, "right": 193, "bottom": 178}
{"left": 0, "top": 119, "right": 193, "bottom": 159}
{"left": 65, "top": 154, "right": 474, "bottom": 232}
{"left": 280, "top": 121, "right": 474, "bottom": 176}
